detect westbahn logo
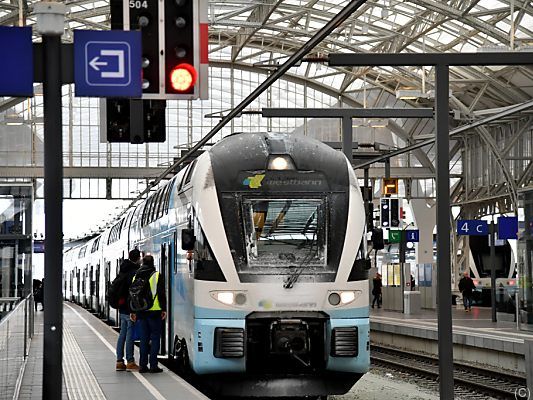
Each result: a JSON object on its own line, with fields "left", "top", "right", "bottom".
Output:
{"left": 243, "top": 174, "right": 265, "bottom": 189}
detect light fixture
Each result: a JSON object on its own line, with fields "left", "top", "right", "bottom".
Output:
{"left": 211, "top": 290, "right": 247, "bottom": 306}
{"left": 267, "top": 155, "right": 295, "bottom": 170}
{"left": 3, "top": 114, "right": 24, "bottom": 126}
{"left": 368, "top": 119, "right": 388, "bottom": 128}
{"left": 395, "top": 89, "right": 426, "bottom": 100}
{"left": 328, "top": 291, "right": 359, "bottom": 306}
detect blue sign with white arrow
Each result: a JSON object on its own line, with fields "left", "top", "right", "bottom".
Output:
{"left": 405, "top": 229, "right": 419, "bottom": 242}
{"left": 0, "top": 26, "right": 33, "bottom": 97}
{"left": 457, "top": 219, "right": 488, "bottom": 236}
{"left": 74, "top": 30, "right": 141, "bottom": 97}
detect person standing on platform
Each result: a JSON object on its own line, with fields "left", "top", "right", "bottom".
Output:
{"left": 459, "top": 271, "right": 476, "bottom": 312}
{"left": 130, "top": 254, "right": 167, "bottom": 373}
{"left": 33, "top": 279, "right": 43, "bottom": 311}
{"left": 372, "top": 273, "right": 382, "bottom": 309}
{"left": 115, "top": 248, "right": 141, "bottom": 371}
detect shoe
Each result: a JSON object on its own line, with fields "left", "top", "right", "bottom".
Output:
{"left": 149, "top": 367, "right": 163, "bottom": 373}
{"left": 126, "top": 362, "right": 139, "bottom": 371}
{"left": 377, "top": 306, "right": 381, "bottom": 309}
{"left": 371, "top": 305, "right": 374, "bottom": 309}
{"left": 116, "top": 361, "right": 126, "bottom": 371}
{"left": 138, "top": 367, "right": 149, "bottom": 373}
{"left": 465, "top": 309, "right": 470, "bottom": 312}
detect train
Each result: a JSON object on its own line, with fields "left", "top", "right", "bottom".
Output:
{"left": 63, "top": 132, "right": 370, "bottom": 398}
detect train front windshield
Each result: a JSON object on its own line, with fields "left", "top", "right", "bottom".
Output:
{"left": 242, "top": 198, "right": 327, "bottom": 268}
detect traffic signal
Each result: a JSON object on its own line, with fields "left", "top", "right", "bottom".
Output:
{"left": 164, "top": 0, "right": 195, "bottom": 95}
{"left": 371, "top": 228, "right": 384, "bottom": 250}
{"left": 382, "top": 178, "right": 399, "bottom": 195}
{"left": 380, "top": 198, "right": 390, "bottom": 227}
{"left": 128, "top": 0, "right": 160, "bottom": 95}
{"left": 105, "top": 98, "right": 166, "bottom": 143}
{"left": 390, "top": 198, "right": 400, "bottom": 227}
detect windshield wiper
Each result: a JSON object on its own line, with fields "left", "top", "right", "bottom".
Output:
{"left": 283, "top": 237, "right": 318, "bottom": 289}
{"left": 267, "top": 201, "right": 292, "bottom": 236}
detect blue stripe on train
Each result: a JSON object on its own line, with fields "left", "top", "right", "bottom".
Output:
{"left": 193, "top": 305, "right": 369, "bottom": 319}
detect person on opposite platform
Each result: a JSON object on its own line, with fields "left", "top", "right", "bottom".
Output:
{"left": 458, "top": 271, "right": 476, "bottom": 312}
{"left": 372, "top": 272, "right": 383, "bottom": 309}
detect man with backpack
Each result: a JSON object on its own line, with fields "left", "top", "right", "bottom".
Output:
{"left": 111, "top": 248, "right": 141, "bottom": 371}
{"left": 129, "top": 254, "right": 167, "bottom": 373}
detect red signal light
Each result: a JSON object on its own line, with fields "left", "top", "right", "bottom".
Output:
{"left": 169, "top": 63, "right": 197, "bottom": 92}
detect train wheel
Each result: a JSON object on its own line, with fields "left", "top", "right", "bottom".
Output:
{"left": 173, "top": 337, "right": 191, "bottom": 376}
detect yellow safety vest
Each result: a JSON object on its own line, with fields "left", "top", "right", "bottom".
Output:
{"left": 148, "top": 271, "right": 161, "bottom": 311}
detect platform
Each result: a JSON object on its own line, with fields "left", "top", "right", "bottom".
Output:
{"left": 17, "top": 303, "right": 209, "bottom": 400}
{"left": 370, "top": 306, "right": 533, "bottom": 375}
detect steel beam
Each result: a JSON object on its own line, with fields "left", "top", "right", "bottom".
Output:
{"left": 329, "top": 52, "right": 533, "bottom": 66}
{"left": 262, "top": 107, "right": 434, "bottom": 118}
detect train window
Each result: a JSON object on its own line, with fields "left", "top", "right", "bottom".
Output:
{"left": 241, "top": 198, "right": 327, "bottom": 269}
{"left": 150, "top": 192, "right": 159, "bottom": 223}
{"left": 153, "top": 189, "right": 164, "bottom": 221}
{"left": 143, "top": 195, "right": 154, "bottom": 226}
{"left": 158, "top": 185, "right": 169, "bottom": 219}
{"left": 164, "top": 181, "right": 173, "bottom": 214}
{"left": 107, "top": 219, "right": 123, "bottom": 244}
{"left": 78, "top": 246, "right": 87, "bottom": 258}
{"left": 183, "top": 159, "right": 197, "bottom": 187}
{"left": 91, "top": 236, "right": 100, "bottom": 253}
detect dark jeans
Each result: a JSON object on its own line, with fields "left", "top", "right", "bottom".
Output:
{"left": 372, "top": 293, "right": 381, "bottom": 308}
{"left": 463, "top": 293, "right": 473, "bottom": 309}
{"left": 139, "top": 312, "right": 162, "bottom": 370}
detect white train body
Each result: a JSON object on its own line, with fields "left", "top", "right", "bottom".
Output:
{"left": 64, "top": 133, "right": 369, "bottom": 397}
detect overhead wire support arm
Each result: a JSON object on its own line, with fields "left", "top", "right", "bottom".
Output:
{"left": 119, "top": 0, "right": 370, "bottom": 218}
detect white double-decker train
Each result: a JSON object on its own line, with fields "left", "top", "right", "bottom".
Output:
{"left": 64, "top": 132, "right": 370, "bottom": 398}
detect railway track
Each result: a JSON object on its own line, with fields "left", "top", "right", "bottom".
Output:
{"left": 371, "top": 345, "right": 527, "bottom": 399}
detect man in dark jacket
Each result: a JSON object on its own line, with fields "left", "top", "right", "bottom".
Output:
{"left": 115, "top": 248, "right": 141, "bottom": 371}
{"left": 130, "top": 254, "right": 167, "bottom": 373}
{"left": 372, "top": 273, "right": 382, "bottom": 308}
{"left": 458, "top": 271, "right": 476, "bottom": 312}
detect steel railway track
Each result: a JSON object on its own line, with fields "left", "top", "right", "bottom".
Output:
{"left": 371, "top": 345, "right": 527, "bottom": 399}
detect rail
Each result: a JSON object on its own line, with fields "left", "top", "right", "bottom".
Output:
{"left": 371, "top": 345, "right": 527, "bottom": 399}
{"left": 0, "top": 295, "right": 34, "bottom": 400}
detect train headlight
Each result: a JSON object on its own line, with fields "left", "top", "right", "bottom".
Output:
{"left": 211, "top": 291, "right": 247, "bottom": 306}
{"left": 328, "top": 292, "right": 341, "bottom": 306}
{"left": 267, "top": 155, "right": 295, "bottom": 170}
{"left": 328, "top": 291, "right": 358, "bottom": 306}
{"left": 340, "top": 291, "right": 356, "bottom": 305}
{"left": 216, "top": 292, "right": 234, "bottom": 305}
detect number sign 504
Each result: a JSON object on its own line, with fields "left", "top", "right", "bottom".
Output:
{"left": 129, "top": 0, "right": 148, "bottom": 9}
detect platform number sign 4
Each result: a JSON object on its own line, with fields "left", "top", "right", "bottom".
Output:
{"left": 129, "top": 0, "right": 148, "bottom": 8}
{"left": 457, "top": 220, "right": 488, "bottom": 236}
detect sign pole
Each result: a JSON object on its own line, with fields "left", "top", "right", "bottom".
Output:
{"left": 490, "top": 220, "right": 497, "bottom": 322}
{"left": 34, "top": 3, "right": 66, "bottom": 399}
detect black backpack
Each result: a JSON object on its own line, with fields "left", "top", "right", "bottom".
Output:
{"left": 129, "top": 272, "right": 156, "bottom": 312}
{"left": 107, "top": 272, "right": 130, "bottom": 309}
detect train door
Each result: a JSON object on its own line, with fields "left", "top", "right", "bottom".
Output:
{"left": 89, "top": 265, "right": 94, "bottom": 311}
{"left": 95, "top": 264, "right": 100, "bottom": 314}
{"left": 70, "top": 271, "right": 74, "bottom": 301}
{"left": 76, "top": 268, "right": 81, "bottom": 304}
{"left": 115, "top": 260, "right": 121, "bottom": 325}
{"left": 104, "top": 261, "right": 111, "bottom": 321}
{"left": 160, "top": 241, "right": 172, "bottom": 356}
{"left": 82, "top": 268, "right": 87, "bottom": 307}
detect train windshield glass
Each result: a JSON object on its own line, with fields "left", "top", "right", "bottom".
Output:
{"left": 242, "top": 198, "right": 327, "bottom": 268}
